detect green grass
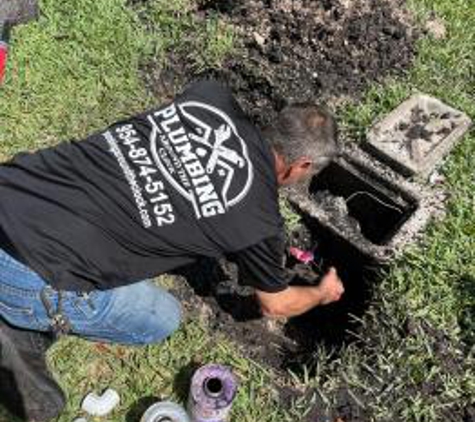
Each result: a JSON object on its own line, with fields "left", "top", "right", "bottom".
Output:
{"left": 0, "top": 0, "right": 155, "bottom": 158}
{"left": 141, "top": 0, "right": 234, "bottom": 71}
{"left": 44, "top": 324, "right": 297, "bottom": 422}
{"left": 0, "top": 0, "right": 474, "bottom": 421}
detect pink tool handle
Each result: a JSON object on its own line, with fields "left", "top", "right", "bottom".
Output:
{"left": 289, "top": 246, "right": 314, "bottom": 264}
{"left": 0, "top": 42, "right": 8, "bottom": 84}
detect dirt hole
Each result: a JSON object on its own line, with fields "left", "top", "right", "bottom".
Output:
{"left": 171, "top": 213, "right": 384, "bottom": 373}
{"left": 282, "top": 214, "right": 383, "bottom": 370}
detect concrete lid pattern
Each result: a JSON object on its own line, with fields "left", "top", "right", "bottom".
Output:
{"left": 366, "top": 94, "right": 472, "bottom": 177}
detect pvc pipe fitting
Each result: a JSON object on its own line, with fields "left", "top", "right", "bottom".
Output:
{"left": 141, "top": 401, "right": 190, "bottom": 422}
{"left": 81, "top": 388, "right": 120, "bottom": 416}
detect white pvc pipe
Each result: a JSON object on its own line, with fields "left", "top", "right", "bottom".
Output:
{"left": 81, "top": 388, "right": 120, "bottom": 416}
{"left": 141, "top": 401, "right": 190, "bottom": 422}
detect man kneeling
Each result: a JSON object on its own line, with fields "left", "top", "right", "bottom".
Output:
{"left": 0, "top": 79, "right": 343, "bottom": 421}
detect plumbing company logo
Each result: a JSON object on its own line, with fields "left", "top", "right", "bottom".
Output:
{"left": 148, "top": 101, "right": 254, "bottom": 219}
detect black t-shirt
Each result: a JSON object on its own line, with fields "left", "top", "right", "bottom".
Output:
{"left": 0, "top": 80, "right": 289, "bottom": 293}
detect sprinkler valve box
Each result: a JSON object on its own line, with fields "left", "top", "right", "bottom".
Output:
{"left": 285, "top": 94, "right": 471, "bottom": 264}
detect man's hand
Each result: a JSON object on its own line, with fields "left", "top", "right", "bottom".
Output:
{"left": 317, "top": 267, "right": 345, "bottom": 305}
{"left": 256, "top": 267, "right": 345, "bottom": 318}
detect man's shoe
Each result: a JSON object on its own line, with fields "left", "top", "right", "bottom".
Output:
{"left": 0, "top": 318, "right": 66, "bottom": 421}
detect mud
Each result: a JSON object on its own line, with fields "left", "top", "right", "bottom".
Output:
{"left": 311, "top": 190, "right": 362, "bottom": 238}
{"left": 141, "top": 0, "right": 418, "bottom": 124}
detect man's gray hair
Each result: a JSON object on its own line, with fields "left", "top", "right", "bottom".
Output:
{"left": 263, "top": 103, "right": 339, "bottom": 172}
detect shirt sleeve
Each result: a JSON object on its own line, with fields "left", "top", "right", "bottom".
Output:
{"left": 231, "top": 234, "right": 291, "bottom": 293}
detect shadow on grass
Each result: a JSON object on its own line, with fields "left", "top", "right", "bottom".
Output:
{"left": 172, "top": 361, "right": 202, "bottom": 403}
{"left": 125, "top": 395, "right": 160, "bottom": 422}
{"left": 456, "top": 274, "right": 475, "bottom": 351}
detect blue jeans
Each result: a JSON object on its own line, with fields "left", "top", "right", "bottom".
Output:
{"left": 0, "top": 248, "right": 181, "bottom": 345}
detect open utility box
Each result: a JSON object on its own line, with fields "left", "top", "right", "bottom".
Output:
{"left": 285, "top": 94, "right": 472, "bottom": 264}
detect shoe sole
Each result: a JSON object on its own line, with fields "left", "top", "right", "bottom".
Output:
{"left": 0, "top": 324, "right": 65, "bottom": 422}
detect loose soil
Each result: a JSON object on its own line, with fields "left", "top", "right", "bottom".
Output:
{"left": 142, "top": 0, "right": 418, "bottom": 125}
{"left": 0, "top": 0, "right": 39, "bottom": 25}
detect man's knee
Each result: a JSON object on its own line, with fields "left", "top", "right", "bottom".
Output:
{"left": 139, "top": 289, "right": 182, "bottom": 345}
{"left": 94, "top": 281, "right": 183, "bottom": 346}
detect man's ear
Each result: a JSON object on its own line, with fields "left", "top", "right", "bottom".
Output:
{"left": 292, "top": 156, "right": 313, "bottom": 177}
{"left": 283, "top": 156, "right": 314, "bottom": 185}
{"left": 295, "top": 157, "right": 313, "bottom": 170}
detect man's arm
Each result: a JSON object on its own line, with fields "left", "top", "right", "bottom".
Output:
{"left": 256, "top": 267, "right": 344, "bottom": 318}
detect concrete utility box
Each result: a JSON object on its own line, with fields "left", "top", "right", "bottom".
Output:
{"left": 286, "top": 145, "right": 437, "bottom": 264}
{"left": 365, "top": 94, "right": 472, "bottom": 177}
{"left": 285, "top": 94, "right": 471, "bottom": 265}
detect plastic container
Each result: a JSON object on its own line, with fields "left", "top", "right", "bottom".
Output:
{"left": 188, "top": 364, "right": 238, "bottom": 422}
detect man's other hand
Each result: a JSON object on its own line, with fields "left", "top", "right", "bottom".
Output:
{"left": 317, "top": 267, "right": 345, "bottom": 305}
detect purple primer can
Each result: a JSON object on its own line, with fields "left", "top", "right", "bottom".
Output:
{"left": 188, "top": 364, "right": 238, "bottom": 422}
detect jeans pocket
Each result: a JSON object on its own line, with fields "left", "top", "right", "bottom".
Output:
{"left": 0, "top": 297, "right": 41, "bottom": 330}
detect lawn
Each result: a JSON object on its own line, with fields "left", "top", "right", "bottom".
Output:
{"left": 0, "top": 0, "right": 473, "bottom": 421}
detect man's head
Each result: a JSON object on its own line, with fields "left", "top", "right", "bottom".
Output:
{"left": 263, "top": 103, "right": 338, "bottom": 186}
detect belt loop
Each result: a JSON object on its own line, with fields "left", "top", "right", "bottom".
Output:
{"left": 40, "top": 286, "right": 71, "bottom": 336}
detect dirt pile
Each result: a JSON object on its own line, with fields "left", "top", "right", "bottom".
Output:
{"left": 141, "top": 0, "right": 418, "bottom": 123}
{"left": 0, "top": 0, "right": 38, "bottom": 25}
{"left": 144, "top": 0, "right": 418, "bottom": 124}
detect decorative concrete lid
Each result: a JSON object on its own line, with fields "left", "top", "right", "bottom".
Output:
{"left": 366, "top": 94, "right": 472, "bottom": 177}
